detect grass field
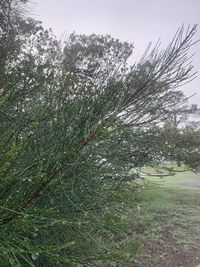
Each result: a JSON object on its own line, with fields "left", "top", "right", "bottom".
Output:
{"left": 126, "top": 169, "right": 200, "bottom": 267}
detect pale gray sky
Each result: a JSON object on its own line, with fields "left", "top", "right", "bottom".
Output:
{"left": 33, "top": 0, "right": 200, "bottom": 104}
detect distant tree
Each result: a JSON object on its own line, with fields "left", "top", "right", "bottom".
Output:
{"left": 157, "top": 106, "right": 200, "bottom": 170}
{"left": 0, "top": 1, "right": 199, "bottom": 266}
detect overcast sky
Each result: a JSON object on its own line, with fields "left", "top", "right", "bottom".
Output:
{"left": 33, "top": 0, "right": 200, "bottom": 105}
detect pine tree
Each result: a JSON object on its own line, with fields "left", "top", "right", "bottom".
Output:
{"left": 0, "top": 1, "right": 199, "bottom": 266}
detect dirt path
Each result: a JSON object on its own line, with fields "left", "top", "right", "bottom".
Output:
{"left": 182, "top": 179, "right": 200, "bottom": 189}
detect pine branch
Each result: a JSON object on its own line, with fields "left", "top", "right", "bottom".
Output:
{"left": 2, "top": 119, "right": 109, "bottom": 224}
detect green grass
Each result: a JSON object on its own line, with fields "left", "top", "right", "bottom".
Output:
{"left": 126, "top": 168, "right": 200, "bottom": 266}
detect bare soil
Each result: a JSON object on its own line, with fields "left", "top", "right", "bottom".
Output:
{"left": 182, "top": 180, "right": 200, "bottom": 189}
{"left": 126, "top": 228, "right": 200, "bottom": 267}
{"left": 135, "top": 233, "right": 200, "bottom": 267}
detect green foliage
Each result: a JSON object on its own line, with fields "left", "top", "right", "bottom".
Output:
{"left": 155, "top": 106, "right": 200, "bottom": 171}
{"left": 0, "top": 1, "right": 199, "bottom": 266}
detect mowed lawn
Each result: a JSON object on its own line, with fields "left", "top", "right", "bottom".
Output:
{"left": 126, "top": 169, "right": 200, "bottom": 267}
